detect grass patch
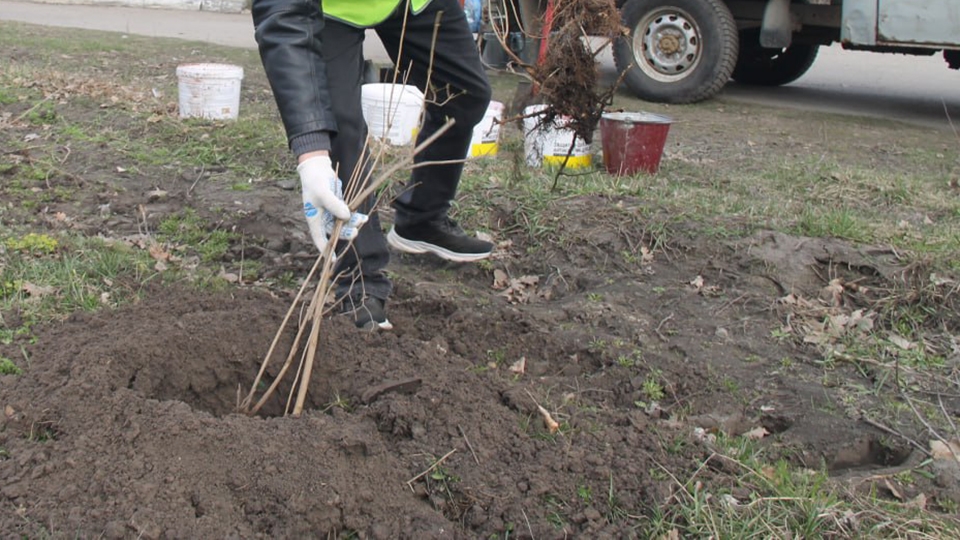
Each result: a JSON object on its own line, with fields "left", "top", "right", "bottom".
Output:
{"left": 0, "top": 356, "right": 23, "bottom": 375}
{"left": 0, "top": 232, "right": 157, "bottom": 340}
{"left": 641, "top": 433, "right": 960, "bottom": 538}
{"left": 457, "top": 97, "right": 960, "bottom": 268}
{"left": 157, "top": 209, "right": 236, "bottom": 263}
{"left": 117, "top": 115, "right": 288, "bottom": 180}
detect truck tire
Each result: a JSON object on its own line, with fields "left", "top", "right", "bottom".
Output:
{"left": 613, "top": 0, "right": 738, "bottom": 104}
{"left": 732, "top": 29, "right": 819, "bottom": 86}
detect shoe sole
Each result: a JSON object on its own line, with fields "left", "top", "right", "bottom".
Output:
{"left": 387, "top": 228, "right": 493, "bottom": 263}
{"left": 360, "top": 319, "right": 394, "bottom": 331}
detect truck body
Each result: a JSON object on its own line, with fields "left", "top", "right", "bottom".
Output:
{"left": 507, "top": 0, "right": 960, "bottom": 103}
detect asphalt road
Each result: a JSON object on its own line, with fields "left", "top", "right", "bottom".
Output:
{"left": 724, "top": 46, "right": 960, "bottom": 131}
{"left": 4, "top": 1, "right": 958, "bottom": 130}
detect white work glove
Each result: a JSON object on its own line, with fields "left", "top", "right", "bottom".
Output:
{"left": 297, "top": 155, "right": 368, "bottom": 254}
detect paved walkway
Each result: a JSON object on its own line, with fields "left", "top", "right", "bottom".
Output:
{"left": 3, "top": 1, "right": 256, "bottom": 48}
{"left": 1, "top": 1, "right": 390, "bottom": 59}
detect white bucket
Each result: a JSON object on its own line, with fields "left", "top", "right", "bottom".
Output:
{"left": 469, "top": 100, "right": 504, "bottom": 157}
{"left": 176, "top": 63, "right": 244, "bottom": 120}
{"left": 361, "top": 83, "right": 424, "bottom": 146}
{"left": 522, "top": 104, "right": 592, "bottom": 169}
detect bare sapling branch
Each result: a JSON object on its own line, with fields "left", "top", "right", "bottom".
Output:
{"left": 243, "top": 0, "right": 463, "bottom": 417}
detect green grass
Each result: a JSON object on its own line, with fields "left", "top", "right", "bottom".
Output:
{"left": 1, "top": 232, "right": 157, "bottom": 341}
{"left": 118, "top": 115, "right": 287, "bottom": 178}
{"left": 0, "top": 86, "right": 18, "bottom": 105}
{"left": 4, "top": 233, "right": 59, "bottom": 254}
{"left": 641, "top": 372, "right": 665, "bottom": 402}
{"left": 458, "top": 108, "right": 960, "bottom": 267}
{"left": 640, "top": 433, "right": 960, "bottom": 538}
{"left": 0, "top": 356, "right": 23, "bottom": 375}
{"left": 157, "top": 209, "right": 236, "bottom": 263}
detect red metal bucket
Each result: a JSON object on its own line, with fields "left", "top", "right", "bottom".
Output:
{"left": 600, "top": 112, "right": 673, "bottom": 176}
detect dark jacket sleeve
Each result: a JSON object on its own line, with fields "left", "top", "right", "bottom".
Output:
{"left": 252, "top": 0, "right": 337, "bottom": 151}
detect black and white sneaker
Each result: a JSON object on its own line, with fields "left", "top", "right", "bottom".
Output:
{"left": 387, "top": 217, "right": 494, "bottom": 262}
{"left": 341, "top": 296, "right": 393, "bottom": 330}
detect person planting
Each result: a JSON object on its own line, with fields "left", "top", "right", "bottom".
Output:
{"left": 252, "top": 0, "right": 495, "bottom": 330}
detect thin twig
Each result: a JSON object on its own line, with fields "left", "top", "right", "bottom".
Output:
{"left": 655, "top": 313, "right": 674, "bottom": 341}
{"left": 406, "top": 449, "right": 457, "bottom": 489}
{"left": 240, "top": 253, "right": 324, "bottom": 412}
{"left": 860, "top": 416, "right": 931, "bottom": 459}
{"left": 13, "top": 97, "right": 51, "bottom": 123}
{"left": 551, "top": 135, "right": 578, "bottom": 191}
{"left": 292, "top": 240, "right": 341, "bottom": 416}
{"left": 458, "top": 424, "right": 481, "bottom": 465}
{"left": 902, "top": 391, "right": 959, "bottom": 462}
{"left": 250, "top": 6, "right": 457, "bottom": 417}
{"left": 715, "top": 294, "right": 748, "bottom": 315}
{"left": 188, "top": 164, "right": 206, "bottom": 196}
{"left": 350, "top": 118, "right": 456, "bottom": 206}
{"left": 938, "top": 393, "right": 959, "bottom": 435}
{"left": 521, "top": 508, "right": 536, "bottom": 540}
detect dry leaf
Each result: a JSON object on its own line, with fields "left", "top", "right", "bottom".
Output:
{"left": 22, "top": 282, "right": 56, "bottom": 297}
{"left": 689, "top": 275, "right": 719, "bottom": 295}
{"left": 848, "top": 309, "right": 875, "bottom": 333}
{"left": 840, "top": 509, "right": 859, "bottom": 531}
{"left": 146, "top": 189, "right": 168, "bottom": 202}
{"left": 778, "top": 293, "right": 798, "bottom": 305}
{"left": 640, "top": 245, "right": 654, "bottom": 264}
{"left": 888, "top": 333, "right": 915, "bottom": 351}
{"left": 492, "top": 269, "right": 509, "bottom": 290}
{"left": 693, "top": 427, "right": 715, "bottom": 444}
{"left": 148, "top": 243, "right": 171, "bottom": 261}
{"left": 883, "top": 478, "right": 904, "bottom": 500}
{"left": 720, "top": 493, "right": 740, "bottom": 507}
{"left": 657, "top": 529, "right": 680, "bottom": 540}
{"left": 743, "top": 426, "right": 769, "bottom": 440}
{"left": 905, "top": 493, "right": 927, "bottom": 510}
{"left": 499, "top": 275, "right": 539, "bottom": 304}
{"left": 508, "top": 357, "right": 526, "bottom": 375}
{"left": 821, "top": 278, "right": 844, "bottom": 306}
{"left": 929, "top": 439, "right": 960, "bottom": 462}
{"left": 931, "top": 273, "right": 955, "bottom": 287}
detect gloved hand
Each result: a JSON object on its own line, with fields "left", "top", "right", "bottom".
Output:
{"left": 297, "top": 155, "right": 368, "bottom": 254}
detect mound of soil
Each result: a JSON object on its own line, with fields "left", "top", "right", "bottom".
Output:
{"left": 1, "top": 190, "right": 915, "bottom": 538}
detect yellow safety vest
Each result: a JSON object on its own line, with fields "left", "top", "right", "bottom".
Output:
{"left": 325, "top": 0, "right": 433, "bottom": 28}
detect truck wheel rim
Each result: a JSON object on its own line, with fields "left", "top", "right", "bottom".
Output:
{"left": 633, "top": 8, "right": 702, "bottom": 82}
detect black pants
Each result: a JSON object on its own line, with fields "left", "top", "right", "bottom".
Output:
{"left": 323, "top": 0, "right": 492, "bottom": 302}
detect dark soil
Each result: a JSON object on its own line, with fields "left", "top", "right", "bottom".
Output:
{"left": 1, "top": 192, "right": 919, "bottom": 538}
{"left": 1, "top": 19, "right": 955, "bottom": 540}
